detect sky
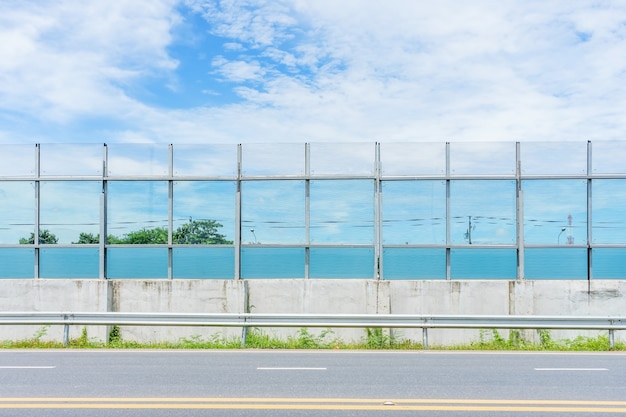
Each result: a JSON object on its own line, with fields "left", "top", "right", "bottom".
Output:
{"left": 1, "top": 0, "right": 626, "bottom": 145}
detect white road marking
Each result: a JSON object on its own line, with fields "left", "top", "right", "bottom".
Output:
{"left": 257, "top": 367, "right": 327, "bottom": 370}
{"left": 0, "top": 366, "right": 56, "bottom": 369}
{"left": 534, "top": 368, "right": 608, "bottom": 371}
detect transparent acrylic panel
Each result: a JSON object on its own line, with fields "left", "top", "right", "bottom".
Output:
{"left": 40, "top": 181, "right": 100, "bottom": 244}
{"left": 241, "top": 247, "right": 305, "bottom": 278}
{"left": 450, "top": 142, "right": 516, "bottom": 176}
{"left": 310, "top": 247, "right": 374, "bottom": 278}
{"left": 40, "top": 144, "right": 103, "bottom": 176}
{"left": 107, "top": 247, "right": 168, "bottom": 278}
{"left": 524, "top": 248, "right": 587, "bottom": 279}
{"left": 241, "top": 180, "right": 305, "bottom": 244}
{"left": 107, "top": 181, "right": 169, "bottom": 243}
{"left": 382, "top": 180, "right": 446, "bottom": 244}
{"left": 450, "top": 248, "right": 517, "bottom": 279}
{"left": 173, "top": 144, "right": 237, "bottom": 177}
{"left": 450, "top": 180, "right": 516, "bottom": 245}
{"left": 382, "top": 247, "right": 446, "bottom": 279}
{"left": 523, "top": 180, "right": 587, "bottom": 245}
{"left": 173, "top": 247, "right": 235, "bottom": 278}
{"left": 592, "top": 248, "right": 626, "bottom": 279}
{"left": 380, "top": 142, "right": 445, "bottom": 176}
{"left": 0, "top": 181, "right": 34, "bottom": 244}
{"left": 39, "top": 248, "right": 99, "bottom": 278}
{"left": 242, "top": 143, "right": 304, "bottom": 176}
{"left": 592, "top": 180, "right": 626, "bottom": 244}
{"left": 592, "top": 141, "right": 626, "bottom": 175}
{"left": 107, "top": 143, "right": 169, "bottom": 176}
{"left": 521, "top": 142, "right": 587, "bottom": 175}
{"left": 310, "top": 180, "right": 374, "bottom": 244}
{"left": 173, "top": 181, "right": 236, "bottom": 244}
{"left": 0, "top": 248, "right": 34, "bottom": 278}
{"left": 0, "top": 145, "right": 35, "bottom": 177}
{"left": 310, "top": 143, "right": 375, "bottom": 175}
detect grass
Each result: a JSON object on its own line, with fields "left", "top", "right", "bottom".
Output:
{"left": 0, "top": 326, "right": 624, "bottom": 351}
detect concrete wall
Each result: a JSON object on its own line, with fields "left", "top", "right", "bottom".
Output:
{"left": 0, "top": 279, "right": 624, "bottom": 346}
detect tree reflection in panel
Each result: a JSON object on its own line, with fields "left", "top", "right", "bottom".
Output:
{"left": 0, "top": 181, "right": 34, "bottom": 244}
{"left": 382, "top": 180, "right": 446, "bottom": 244}
{"left": 310, "top": 180, "right": 374, "bottom": 244}
{"left": 40, "top": 181, "right": 100, "bottom": 244}
{"left": 107, "top": 181, "right": 169, "bottom": 244}
{"left": 523, "top": 180, "right": 587, "bottom": 245}
{"left": 241, "top": 180, "right": 305, "bottom": 244}
{"left": 450, "top": 180, "right": 516, "bottom": 245}
{"left": 592, "top": 180, "right": 626, "bottom": 244}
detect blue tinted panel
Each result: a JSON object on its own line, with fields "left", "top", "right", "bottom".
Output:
{"left": 592, "top": 248, "right": 626, "bottom": 279}
{"left": 310, "top": 247, "right": 374, "bottom": 279}
{"left": 592, "top": 180, "right": 626, "bottom": 244}
{"left": 241, "top": 247, "right": 304, "bottom": 278}
{"left": 0, "top": 248, "right": 34, "bottom": 278}
{"left": 40, "top": 248, "right": 99, "bottom": 278}
{"left": 173, "top": 247, "right": 234, "bottom": 279}
{"left": 451, "top": 248, "right": 516, "bottom": 279}
{"left": 107, "top": 248, "right": 168, "bottom": 279}
{"left": 383, "top": 248, "right": 446, "bottom": 279}
{"left": 525, "top": 248, "right": 587, "bottom": 279}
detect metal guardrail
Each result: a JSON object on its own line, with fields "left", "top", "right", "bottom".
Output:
{"left": 1, "top": 312, "right": 624, "bottom": 349}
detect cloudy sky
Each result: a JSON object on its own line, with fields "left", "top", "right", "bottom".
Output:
{"left": 1, "top": 0, "right": 625, "bottom": 145}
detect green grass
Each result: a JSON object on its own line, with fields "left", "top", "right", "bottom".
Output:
{"left": 1, "top": 326, "right": 624, "bottom": 351}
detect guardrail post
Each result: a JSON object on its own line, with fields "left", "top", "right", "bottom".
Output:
{"left": 63, "top": 323, "right": 70, "bottom": 347}
{"left": 241, "top": 318, "right": 248, "bottom": 348}
{"left": 422, "top": 327, "right": 428, "bottom": 350}
{"left": 609, "top": 329, "right": 615, "bottom": 349}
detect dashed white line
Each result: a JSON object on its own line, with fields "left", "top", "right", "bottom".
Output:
{"left": 257, "top": 367, "right": 327, "bottom": 371}
{"left": 534, "top": 368, "right": 608, "bottom": 371}
{"left": 0, "top": 366, "right": 56, "bottom": 369}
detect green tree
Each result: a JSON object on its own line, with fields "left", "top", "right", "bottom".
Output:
{"left": 19, "top": 229, "right": 58, "bottom": 244}
{"left": 174, "top": 219, "right": 232, "bottom": 244}
{"left": 122, "top": 227, "right": 168, "bottom": 244}
{"left": 74, "top": 232, "right": 99, "bottom": 244}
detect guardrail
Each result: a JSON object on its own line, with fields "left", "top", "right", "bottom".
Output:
{"left": 1, "top": 312, "right": 624, "bottom": 349}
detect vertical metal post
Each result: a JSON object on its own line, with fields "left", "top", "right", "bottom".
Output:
{"left": 100, "top": 144, "right": 108, "bottom": 280}
{"left": 516, "top": 142, "right": 524, "bottom": 280}
{"left": 168, "top": 144, "right": 174, "bottom": 280}
{"left": 587, "top": 141, "right": 592, "bottom": 286}
{"left": 63, "top": 324, "right": 70, "bottom": 347}
{"left": 422, "top": 327, "right": 429, "bottom": 350}
{"left": 374, "top": 142, "right": 382, "bottom": 279}
{"left": 234, "top": 144, "right": 242, "bottom": 280}
{"left": 34, "top": 144, "right": 40, "bottom": 279}
{"left": 445, "top": 142, "right": 451, "bottom": 280}
{"left": 609, "top": 329, "right": 615, "bottom": 349}
{"left": 305, "top": 143, "right": 310, "bottom": 279}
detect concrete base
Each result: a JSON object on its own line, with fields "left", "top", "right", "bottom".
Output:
{"left": 0, "top": 279, "right": 624, "bottom": 346}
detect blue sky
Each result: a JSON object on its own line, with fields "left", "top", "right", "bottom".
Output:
{"left": 1, "top": 0, "right": 626, "bottom": 145}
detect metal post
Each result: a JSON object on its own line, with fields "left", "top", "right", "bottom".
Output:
{"left": 63, "top": 324, "right": 69, "bottom": 347}
{"left": 422, "top": 327, "right": 429, "bottom": 350}
{"left": 609, "top": 329, "right": 615, "bottom": 349}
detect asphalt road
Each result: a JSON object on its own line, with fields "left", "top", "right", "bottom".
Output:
{"left": 1, "top": 350, "right": 625, "bottom": 416}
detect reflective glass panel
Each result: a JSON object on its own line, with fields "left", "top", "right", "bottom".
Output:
{"left": 40, "top": 181, "right": 100, "bottom": 244}
{"left": 173, "top": 144, "right": 237, "bottom": 177}
{"left": 450, "top": 142, "right": 516, "bottom": 176}
{"left": 450, "top": 180, "right": 516, "bottom": 244}
{"left": 242, "top": 180, "right": 304, "bottom": 244}
{"left": 241, "top": 247, "right": 305, "bottom": 278}
{"left": 173, "top": 181, "right": 235, "bottom": 244}
{"left": 382, "top": 180, "right": 446, "bottom": 244}
{"left": 0, "top": 248, "right": 34, "bottom": 278}
{"left": 310, "top": 180, "right": 374, "bottom": 243}
{"left": 310, "top": 143, "right": 374, "bottom": 175}
{"left": 40, "top": 248, "right": 99, "bottom": 278}
{"left": 107, "top": 144, "right": 169, "bottom": 176}
{"left": 107, "top": 247, "right": 168, "bottom": 278}
{"left": 524, "top": 248, "right": 587, "bottom": 279}
{"left": 173, "top": 247, "right": 235, "bottom": 278}
{"left": 592, "top": 248, "right": 626, "bottom": 279}
{"left": 0, "top": 145, "right": 34, "bottom": 177}
{"left": 382, "top": 248, "right": 446, "bottom": 279}
{"left": 310, "top": 247, "right": 374, "bottom": 278}
{"left": 107, "top": 181, "right": 169, "bottom": 244}
{"left": 592, "top": 180, "right": 626, "bottom": 244}
{"left": 40, "top": 144, "right": 103, "bottom": 176}
{"left": 523, "top": 180, "right": 587, "bottom": 245}
{"left": 592, "top": 141, "right": 626, "bottom": 175}
{"left": 521, "top": 142, "right": 587, "bottom": 175}
{"left": 451, "top": 248, "right": 517, "bottom": 279}
{"left": 0, "top": 181, "right": 34, "bottom": 244}
{"left": 380, "top": 142, "right": 445, "bottom": 176}
{"left": 242, "top": 143, "right": 304, "bottom": 176}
